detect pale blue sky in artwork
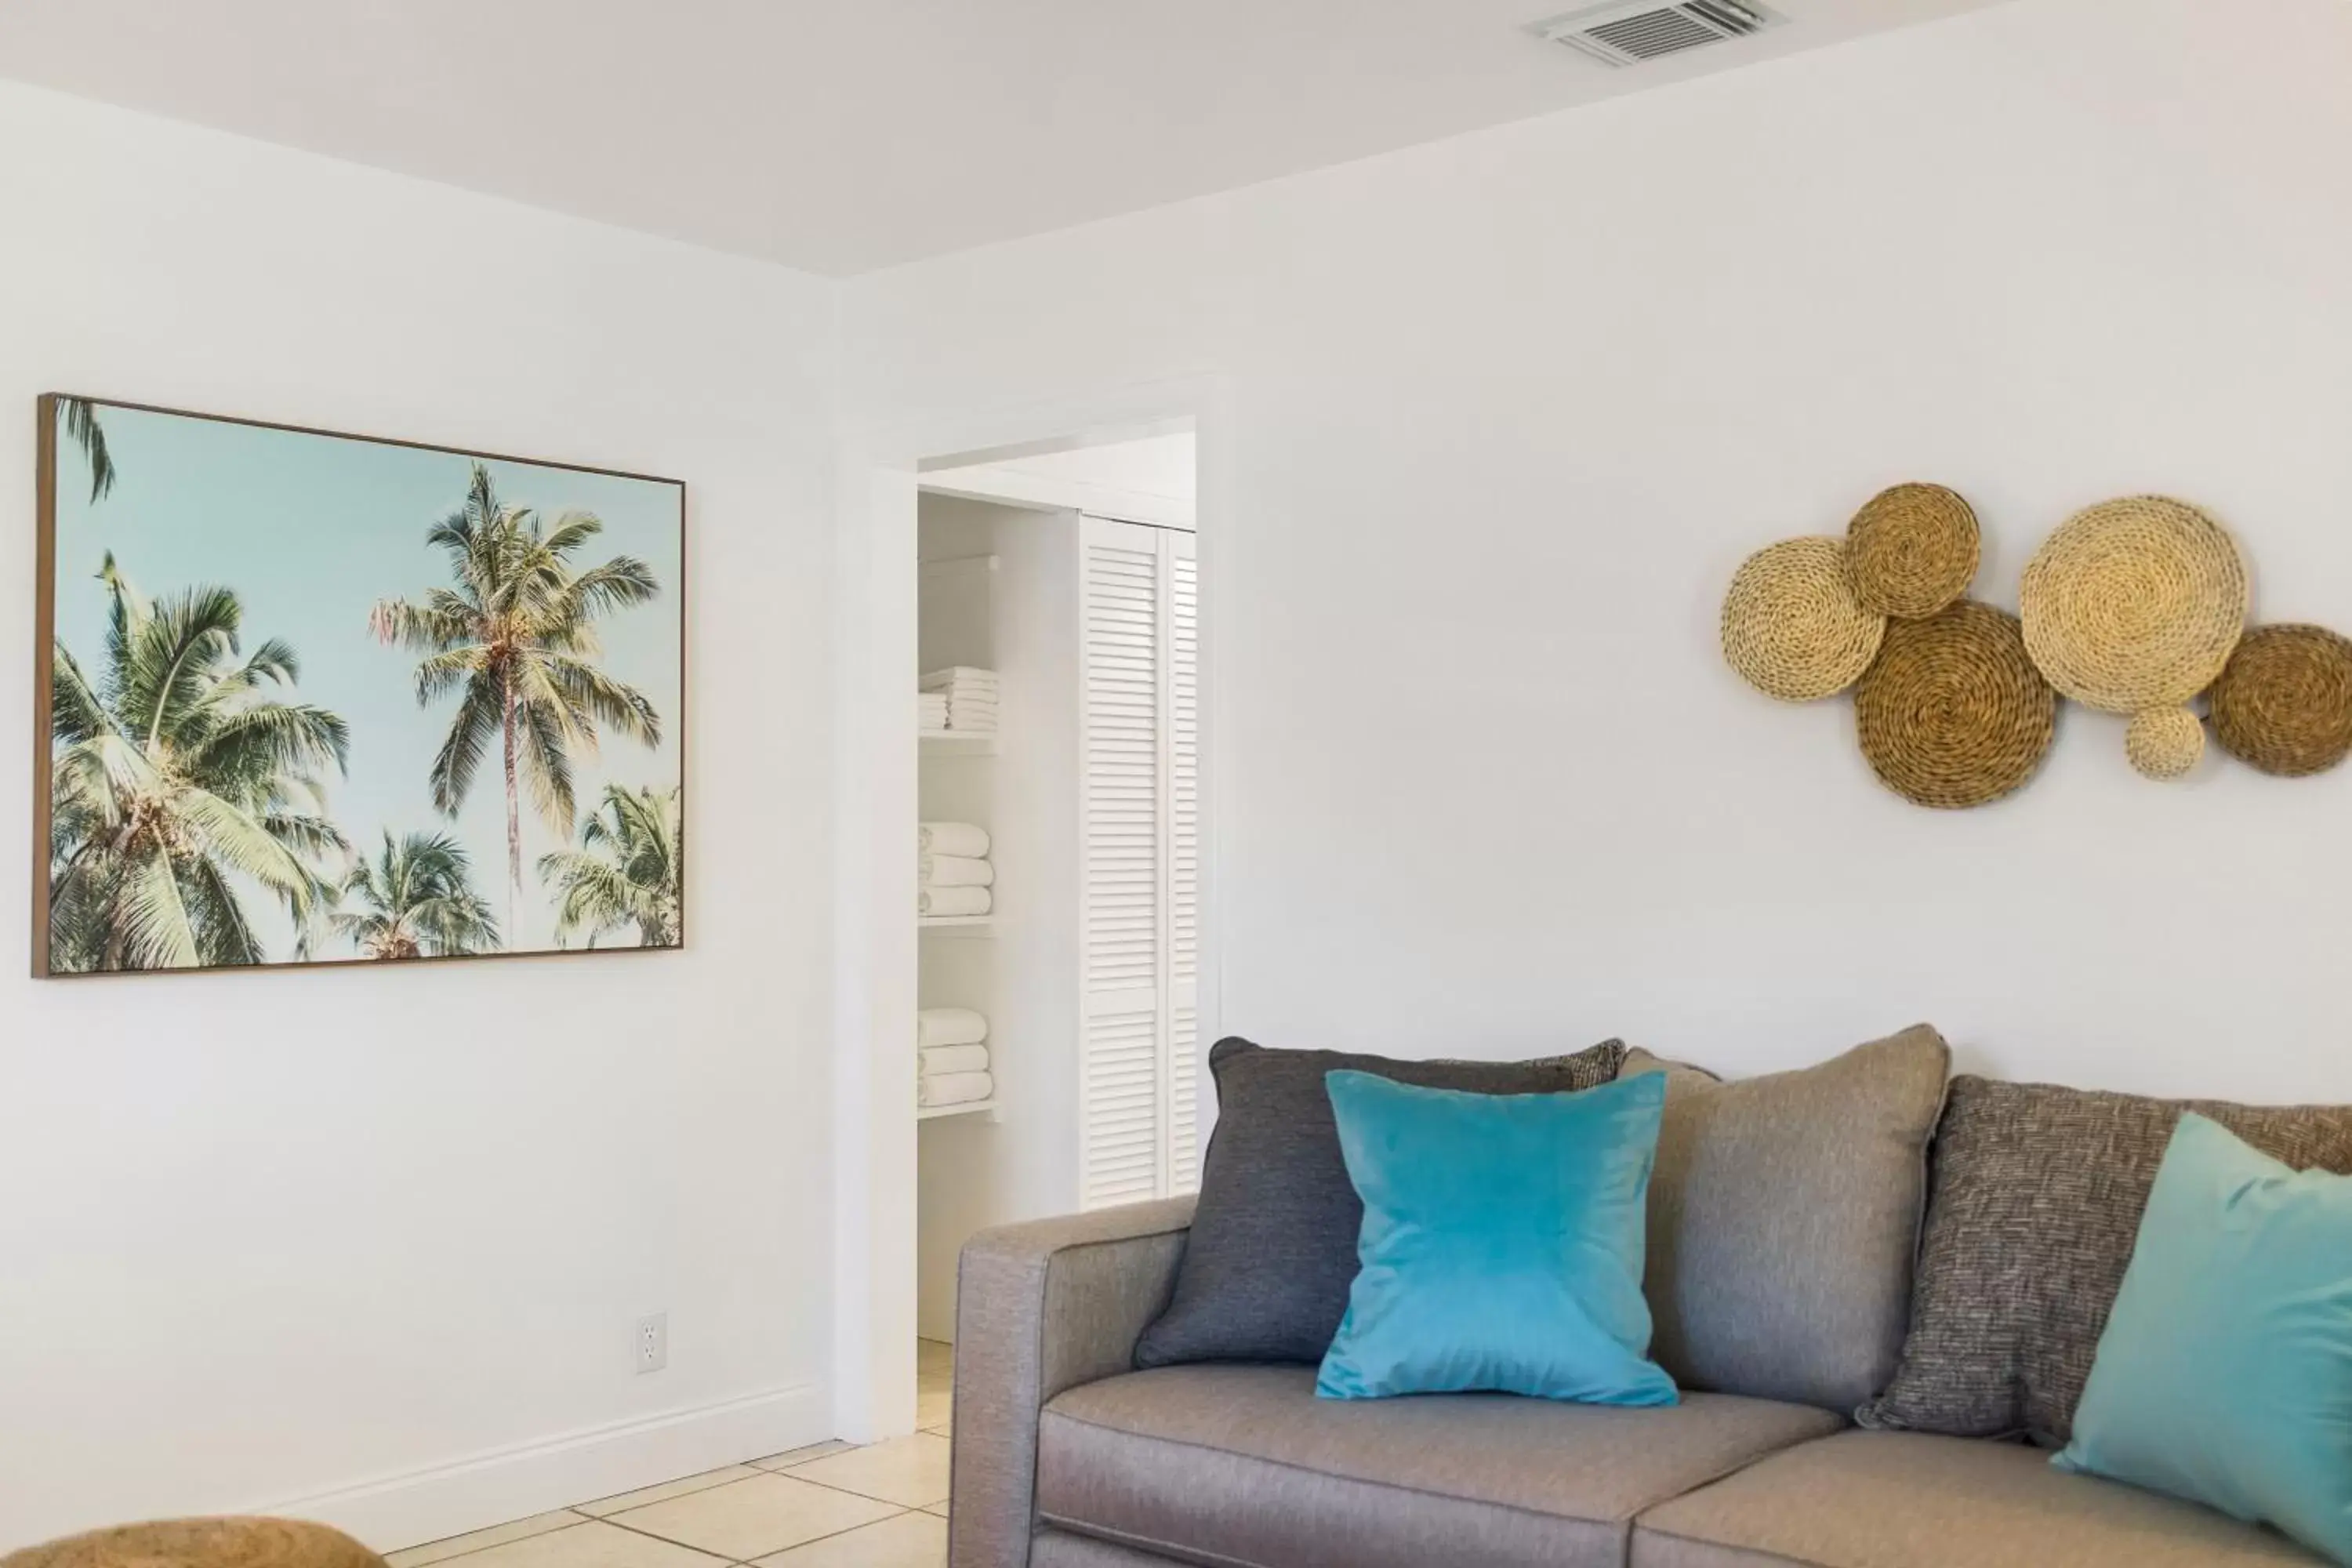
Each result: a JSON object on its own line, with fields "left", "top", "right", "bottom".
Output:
{"left": 50, "top": 403, "right": 683, "bottom": 960}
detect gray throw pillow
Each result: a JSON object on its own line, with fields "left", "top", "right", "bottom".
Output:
{"left": 1857, "top": 1075, "right": 2352, "bottom": 1446}
{"left": 1622, "top": 1025, "right": 1951, "bottom": 1414}
{"left": 1132, "top": 1035, "right": 1625, "bottom": 1368}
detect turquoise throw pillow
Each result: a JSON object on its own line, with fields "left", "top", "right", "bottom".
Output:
{"left": 1315, "top": 1069, "right": 1677, "bottom": 1405}
{"left": 2056, "top": 1112, "right": 2352, "bottom": 1566}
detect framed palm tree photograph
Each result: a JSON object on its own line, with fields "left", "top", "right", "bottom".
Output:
{"left": 34, "top": 395, "right": 685, "bottom": 977}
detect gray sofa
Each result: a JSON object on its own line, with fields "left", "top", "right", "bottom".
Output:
{"left": 947, "top": 1198, "right": 2320, "bottom": 1568}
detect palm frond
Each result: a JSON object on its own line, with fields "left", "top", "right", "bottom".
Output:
{"left": 368, "top": 596, "right": 480, "bottom": 655}
{"left": 182, "top": 856, "right": 265, "bottom": 967}
{"left": 113, "top": 847, "right": 200, "bottom": 970}
{"left": 230, "top": 637, "right": 301, "bottom": 688}
{"left": 549, "top": 554, "right": 659, "bottom": 626}
{"left": 124, "top": 584, "right": 243, "bottom": 753}
{"left": 537, "top": 511, "right": 605, "bottom": 560}
{"left": 535, "top": 851, "right": 646, "bottom": 948}
{"left": 514, "top": 679, "right": 579, "bottom": 837}
{"left": 60, "top": 397, "right": 117, "bottom": 503}
{"left": 187, "top": 702, "right": 353, "bottom": 787}
{"left": 172, "top": 787, "right": 320, "bottom": 915}
{"left": 411, "top": 645, "right": 486, "bottom": 706}
{"left": 428, "top": 672, "right": 505, "bottom": 816}
{"left": 539, "top": 653, "right": 662, "bottom": 750}
{"left": 52, "top": 642, "right": 115, "bottom": 745}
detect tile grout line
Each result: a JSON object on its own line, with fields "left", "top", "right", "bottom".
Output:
{"left": 389, "top": 1352, "right": 953, "bottom": 1568}
{"left": 593, "top": 1496, "right": 916, "bottom": 1565}
{"left": 384, "top": 1512, "right": 597, "bottom": 1568}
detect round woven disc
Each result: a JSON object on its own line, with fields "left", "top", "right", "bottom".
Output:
{"left": 1722, "top": 536, "right": 1886, "bottom": 702}
{"left": 2209, "top": 623, "right": 2352, "bottom": 776}
{"left": 2019, "top": 496, "right": 2248, "bottom": 713}
{"left": 2125, "top": 706, "right": 2204, "bottom": 781}
{"left": 1846, "top": 484, "right": 1981, "bottom": 619}
{"left": 1853, "top": 600, "right": 2056, "bottom": 808}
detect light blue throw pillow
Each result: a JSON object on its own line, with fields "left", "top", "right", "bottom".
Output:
{"left": 2056, "top": 1112, "right": 2352, "bottom": 1566}
{"left": 1315, "top": 1068, "right": 1677, "bottom": 1405}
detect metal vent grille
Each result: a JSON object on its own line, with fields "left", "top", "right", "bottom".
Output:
{"left": 1532, "top": 0, "right": 1784, "bottom": 67}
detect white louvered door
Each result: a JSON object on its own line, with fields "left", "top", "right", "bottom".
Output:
{"left": 1167, "top": 532, "right": 1200, "bottom": 1192}
{"left": 1080, "top": 517, "right": 1201, "bottom": 1209}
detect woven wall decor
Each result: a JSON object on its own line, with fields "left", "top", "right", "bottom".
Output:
{"left": 2018, "top": 495, "right": 2248, "bottom": 713}
{"left": 1853, "top": 600, "right": 2056, "bottom": 808}
{"left": 2209, "top": 623, "right": 2352, "bottom": 776}
{"left": 2125, "top": 706, "right": 2205, "bottom": 781}
{"left": 1722, "top": 536, "right": 1886, "bottom": 702}
{"left": 1846, "top": 484, "right": 1981, "bottom": 619}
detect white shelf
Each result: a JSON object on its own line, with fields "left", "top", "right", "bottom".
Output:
{"left": 918, "top": 915, "right": 995, "bottom": 932}
{"left": 917, "top": 1098, "right": 999, "bottom": 1122}
{"left": 920, "top": 728, "right": 999, "bottom": 754}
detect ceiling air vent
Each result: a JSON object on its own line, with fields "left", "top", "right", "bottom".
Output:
{"left": 1530, "top": 0, "right": 1787, "bottom": 67}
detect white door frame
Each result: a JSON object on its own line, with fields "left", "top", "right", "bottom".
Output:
{"left": 830, "top": 375, "right": 1231, "bottom": 1440}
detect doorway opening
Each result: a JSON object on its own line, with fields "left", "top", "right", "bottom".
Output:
{"left": 907, "top": 429, "right": 1203, "bottom": 1397}
{"left": 833, "top": 383, "right": 1225, "bottom": 1444}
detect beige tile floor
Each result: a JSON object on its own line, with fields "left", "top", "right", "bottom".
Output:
{"left": 388, "top": 1343, "right": 956, "bottom": 1568}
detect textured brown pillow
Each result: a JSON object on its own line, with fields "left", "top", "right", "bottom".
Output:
{"left": 1624, "top": 1025, "right": 1951, "bottom": 1414}
{"left": 1857, "top": 1075, "right": 2352, "bottom": 1446}
{"left": 1133, "top": 1035, "right": 1625, "bottom": 1367}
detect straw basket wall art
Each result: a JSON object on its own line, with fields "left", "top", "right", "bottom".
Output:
{"left": 1722, "top": 484, "right": 2352, "bottom": 805}
{"left": 2018, "top": 496, "right": 2247, "bottom": 780}
{"left": 2208, "top": 624, "right": 2352, "bottom": 777}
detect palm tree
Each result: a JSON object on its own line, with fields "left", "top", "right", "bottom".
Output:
{"left": 332, "top": 830, "right": 500, "bottom": 959}
{"left": 538, "top": 784, "right": 683, "bottom": 949}
{"left": 48, "top": 556, "right": 350, "bottom": 971}
{"left": 368, "top": 463, "right": 662, "bottom": 920}
{"left": 57, "top": 397, "right": 117, "bottom": 502}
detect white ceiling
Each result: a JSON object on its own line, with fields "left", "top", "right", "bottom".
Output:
{"left": 0, "top": 0, "right": 2009, "bottom": 276}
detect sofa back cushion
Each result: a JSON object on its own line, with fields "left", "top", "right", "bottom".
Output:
{"left": 1133, "top": 1036, "right": 1625, "bottom": 1369}
{"left": 1623, "top": 1025, "right": 1951, "bottom": 1414}
{"left": 1857, "top": 1075, "right": 2352, "bottom": 1446}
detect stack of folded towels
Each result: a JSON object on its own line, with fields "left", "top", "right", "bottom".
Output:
{"left": 917, "top": 691, "right": 949, "bottom": 732}
{"left": 918, "top": 820, "right": 993, "bottom": 917}
{"left": 921, "top": 667, "right": 999, "bottom": 734}
{"left": 916, "top": 1007, "right": 994, "bottom": 1108}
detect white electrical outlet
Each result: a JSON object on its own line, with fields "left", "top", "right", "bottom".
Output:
{"left": 635, "top": 1312, "right": 669, "bottom": 1374}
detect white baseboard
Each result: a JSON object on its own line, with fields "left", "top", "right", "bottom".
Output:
{"left": 251, "top": 1382, "right": 828, "bottom": 1554}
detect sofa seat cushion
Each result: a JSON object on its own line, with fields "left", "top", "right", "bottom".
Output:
{"left": 1036, "top": 1363, "right": 1843, "bottom": 1568}
{"left": 1630, "top": 1431, "right": 2325, "bottom": 1567}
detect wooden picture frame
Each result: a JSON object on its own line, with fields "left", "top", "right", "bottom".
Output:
{"left": 34, "top": 394, "right": 687, "bottom": 978}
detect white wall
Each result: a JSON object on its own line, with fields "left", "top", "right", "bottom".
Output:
{"left": 0, "top": 85, "right": 838, "bottom": 1550}
{"left": 924, "top": 434, "right": 1197, "bottom": 528}
{"left": 842, "top": 0, "right": 2352, "bottom": 1106}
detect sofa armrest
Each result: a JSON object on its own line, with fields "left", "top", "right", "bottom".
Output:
{"left": 949, "top": 1196, "right": 1196, "bottom": 1568}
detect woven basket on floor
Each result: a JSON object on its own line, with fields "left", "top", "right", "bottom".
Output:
{"left": 1722, "top": 536, "right": 1886, "bottom": 702}
{"left": 2125, "top": 706, "right": 2205, "bottom": 781}
{"left": 1853, "top": 600, "right": 2056, "bottom": 808}
{"left": 1846, "top": 484, "right": 1980, "bottom": 619}
{"left": 2019, "top": 496, "right": 2248, "bottom": 713}
{"left": 2209, "top": 623, "right": 2352, "bottom": 776}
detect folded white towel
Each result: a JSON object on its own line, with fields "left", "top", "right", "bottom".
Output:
{"left": 916, "top": 1006, "right": 989, "bottom": 1047}
{"left": 919, "top": 884, "right": 992, "bottom": 917}
{"left": 918, "top": 1070, "right": 995, "bottom": 1108}
{"left": 920, "top": 854, "right": 995, "bottom": 887}
{"left": 921, "top": 666, "right": 1000, "bottom": 691}
{"left": 919, "top": 822, "right": 991, "bottom": 858}
{"left": 920, "top": 1044, "right": 990, "bottom": 1076}
{"left": 944, "top": 700, "right": 999, "bottom": 717}
{"left": 944, "top": 714, "right": 997, "bottom": 735}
